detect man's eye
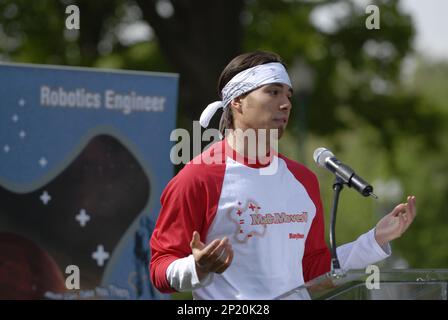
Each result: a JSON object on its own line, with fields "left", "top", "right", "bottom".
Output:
{"left": 270, "top": 90, "right": 278, "bottom": 95}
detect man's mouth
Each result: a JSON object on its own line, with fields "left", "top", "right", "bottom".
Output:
{"left": 273, "top": 118, "right": 287, "bottom": 124}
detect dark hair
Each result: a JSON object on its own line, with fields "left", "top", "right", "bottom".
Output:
{"left": 217, "top": 51, "right": 284, "bottom": 136}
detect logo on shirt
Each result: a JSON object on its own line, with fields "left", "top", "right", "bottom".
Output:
{"left": 227, "top": 200, "right": 308, "bottom": 243}
{"left": 227, "top": 200, "right": 267, "bottom": 243}
{"left": 289, "top": 233, "right": 304, "bottom": 239}
{"left": 250, "top": 212, "right": 308, "bottom": 225}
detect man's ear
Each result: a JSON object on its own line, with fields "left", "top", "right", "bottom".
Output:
{"left": 230, "top": 96, "right": 243, "bottom": 114}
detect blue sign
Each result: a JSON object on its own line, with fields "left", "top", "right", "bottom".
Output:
{"left": 0, "top": 63, "right": 178, "bottom": 300}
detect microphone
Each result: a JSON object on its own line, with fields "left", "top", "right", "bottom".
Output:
{"left": 313, "top": 147, "right": 377, "bottom": 199}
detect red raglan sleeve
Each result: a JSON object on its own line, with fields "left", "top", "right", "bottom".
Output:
{"left": 149, "top": 158, "right": 224, "bottom": 293}
{"left": 301, "top": 171, "right": 332, "bottom": 282}
{"left": 149, "top": 166, "right": 207, "bottom": 293}
{"left": 280, "top": 155, "right": 331, "bottom": 283}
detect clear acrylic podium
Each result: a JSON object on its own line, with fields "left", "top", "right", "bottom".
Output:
{"left": 275, "top": 269, "right": 448, "bottom": 300}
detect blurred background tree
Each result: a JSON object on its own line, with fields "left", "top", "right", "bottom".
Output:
{"left": 1, "top": 0, "right": 447, "bottom": 276}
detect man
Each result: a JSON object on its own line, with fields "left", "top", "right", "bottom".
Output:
{"left": 150, "top": 51, "right": 416, "bottom": 299}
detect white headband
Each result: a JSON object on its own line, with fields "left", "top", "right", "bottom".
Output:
{"left": 199, "top": 62, "right": 292, "bottom": 128}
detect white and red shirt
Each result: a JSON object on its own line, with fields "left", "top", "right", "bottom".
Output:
{"left": 150, "top": 139, "right": 390, "bottom": 299}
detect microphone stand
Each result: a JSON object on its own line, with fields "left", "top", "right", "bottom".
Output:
{"left": 329, "top": 176, "right": 346, "bottom": 278}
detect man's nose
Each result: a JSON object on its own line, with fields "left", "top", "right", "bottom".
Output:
{"left": 280, "top": 95, "right": 292, "bottom": 111}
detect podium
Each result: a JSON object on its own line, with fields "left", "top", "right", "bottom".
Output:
{"left": 275, "top": 269, "right": 448, "bottom": 300}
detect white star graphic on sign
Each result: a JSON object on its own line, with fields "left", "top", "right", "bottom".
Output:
{"left": 40, "top": 191, "right": 51, "bottom": 205}
{"left": 92, "top": 245, "right": 109, "bottom": 267}
{"left": 19, "top": 99, "right": 26, "bottom": 106}
{"left": 39, "top": 157, "right": 48, "bottom": 167}
{"left": 3, "top": 145, "right": 10, "bottom": 153}
{"left": 19, "top": 130, "right": 26, "bottom": 139}
{"left": 76, "top": 209, "right": 91, "bottom": 227}
{"left": 12, "top": 114, "right": 19, "bottom": 123}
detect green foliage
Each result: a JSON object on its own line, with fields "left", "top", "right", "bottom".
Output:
{"left": 391, "top": 60, "right": 448, "bottom": 267}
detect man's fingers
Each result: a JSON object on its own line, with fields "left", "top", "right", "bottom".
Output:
{"left": 193, "top": 231, "right": 200, "bottom": 241}
{"left": 208, "top": 237, "right": 228, "bottom": 258}
{"left": 407, "top": 196, "right": 417, "bottom": 219}
{"left": 403, "top": 196, "right": 416, "bottom": 229}
{"left": 199, "top": 238, "right": 221, "bottom": 255}
{"left": 190, "top": 231, "right": 205, "bottom": 249}
{"left": 396, "top": 196, "right": 417, "bottom": 234}
{"left": 390, "top": 203, "right": 407, "bottom": 217}
{"left": 215, "top": 248, "right": 234, "bottom": 274}
{"left": 199, "top": 238, "right": 228, "bottom": 268}
{"left": 190, "top": 231, "right": 199, "bottom": 248}
{"left": 214, "top": 242, "right": 230, "bottom": 262}
{"left": 206, "top": 242, "right": 233, "bottom": 272}
{"left": 192, "top": 239, "right": 220, "bottom": 271}
{"left": 398, "top": 211, "right": 408, "bottom": 234}
{"left": 192, "top": 236, "right": 233, "bottom": 273}
{"left": 214, "top": 246, "right": 234, "bottom": 274}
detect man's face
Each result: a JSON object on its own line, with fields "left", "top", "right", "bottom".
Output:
{"left": 232, "top": 83, "right": 293, "bottom": 139}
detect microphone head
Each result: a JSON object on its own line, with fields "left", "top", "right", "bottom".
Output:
{"left": 313, "top": 147, "right": 334, "bottom": 167}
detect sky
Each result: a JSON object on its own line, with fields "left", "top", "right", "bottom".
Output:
{"left": 399, "top": 0, "right": 448, "bottom": 61}
{"left": 309, "top": 0, "right": 448, "bottom": 61}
